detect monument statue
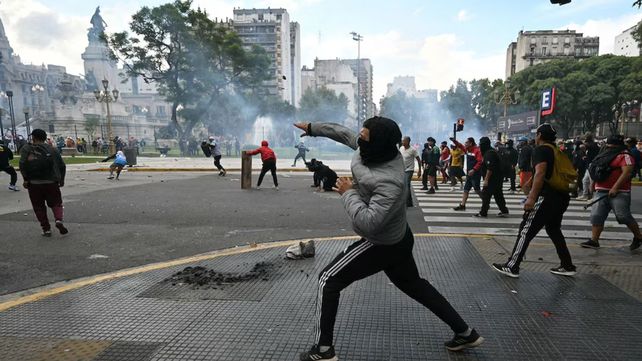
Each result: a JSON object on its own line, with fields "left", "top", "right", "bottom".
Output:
{"left": 88, "top": 6, "right": 108, "bottom": 43}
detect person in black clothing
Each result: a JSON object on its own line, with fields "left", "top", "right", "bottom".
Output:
{"left": 572, "top": 142, "right": 586, "bottom": 197}
{"left": 0, "top": 140, "right": 19, "bottom": 191}
{"left": 492, "top": 124, "right": 576, "bottom": 278}
{"left": 517, "top": 137, "right": 532, "bottom": 189}
{"left": 476, "top": 137, "right": 509, "bottom": 218}
{"left": 579, "top": 134, "right": 600, "bottom": 200}
{"left": 501, "top": 139, "right": 519, "bottom": 192}
{"left": 421, "top": 137, "right": 440, "bottom": 193}
{"left": 306, "top": 158, "right": 338, "bottom": 192}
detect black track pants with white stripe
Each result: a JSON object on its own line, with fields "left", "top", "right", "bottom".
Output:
{"left": 506, "top": 194, "right": 574, "bottom": 271}
{"left": 313, "top": 227, "right": 469, "bottom": 346}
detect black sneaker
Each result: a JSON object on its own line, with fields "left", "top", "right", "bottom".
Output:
{"left": 453, "top": 204, "right": 466, "bottom": 211}
{"left": 550, "top": 266, "right": 576, "bottom": 277}
{"left": 299, "top": 345, "right": 337, "bottom": 361}
{"left": 55, "top": 220, "right": 68, "bottom": 235}
{"left": 491, "top": 263, "right": 519, "bottom": 278}
{"left": 497, "top": 212, "right": 509, "bottom": 218}
{"left": 630, "top": 238, "right": 642, "bottom": 251}
{"left": 580, "top": 239, "right": 600, "bottom": 249}
{"left": 426, "top": 188, "right": 436, "bottom": 194}
{"left": 473, "top": 213, "right": 487, "bottom": 218}
{"left": 42, "top": 230, "right": 52, "bottom": 237}
{"left": 435, "top": 185, "right": 439, "bottom": 190}
{"left": 445, "top": 328, "right": 484, "bottom": 351}
{"left": 420, "top": 187, "right": 429, "bottom": 190}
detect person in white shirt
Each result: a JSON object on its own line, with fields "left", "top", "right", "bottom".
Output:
{"left": 400, "top": 136, "right": 422, "bottom": 207}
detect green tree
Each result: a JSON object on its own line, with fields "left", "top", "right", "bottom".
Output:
{"left": 84, "top": 115, "right": 101, "bottom": 141}
{"left": 105, "top": 0, "right": 270, "bottom": 141}
{"left": 299, "top": 87, "right": 349, "bottom": 123}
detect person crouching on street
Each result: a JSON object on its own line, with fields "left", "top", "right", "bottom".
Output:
{"left": 102, "top": 150, "right": 127, "bottom": 180}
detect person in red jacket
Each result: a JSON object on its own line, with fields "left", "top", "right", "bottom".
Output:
{"left": 246, "top": 140, "right": 279, "bottom": 190}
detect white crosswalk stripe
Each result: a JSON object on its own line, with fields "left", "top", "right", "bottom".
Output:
{"left": 411, "top": 182, "right": 634, "bottom": 240}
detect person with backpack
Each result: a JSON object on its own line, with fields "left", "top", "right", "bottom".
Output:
{"left": 19, "top": 129, "right": 68, "bottom": 237}
{"left": 492, "top": 123, "right": 577, "bottom": 278}
{"left": 580, "top": 135, "right": 642, "bottom": 251}
{"left": 246, "top": 140, "right": 278, "bottom": 190}
{"left": 501, "top": 139, "right": 519, "bottom": 192}
{"left": 475, "top": 137, "right": 510, "bottom": 218}
{"left": 1, "top": 140, "right": 19, "bottom": 191}
{"left": 206, "top": 136, "right": 226, "bottom": 176}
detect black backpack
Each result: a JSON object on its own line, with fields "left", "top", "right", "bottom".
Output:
{"left": 24, "top": 144, "right": 55, "bottom": 180}
{"left": 588, "top": 147, "right": 627, "bottom": 182}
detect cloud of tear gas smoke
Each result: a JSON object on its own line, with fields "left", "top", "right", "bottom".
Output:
{"left": 386, "top": 100, "right": 487, "bottom": 149}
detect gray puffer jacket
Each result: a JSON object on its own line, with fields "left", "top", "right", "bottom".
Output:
{"left": 309, "top": 122, "right": 407, "bottom": 246}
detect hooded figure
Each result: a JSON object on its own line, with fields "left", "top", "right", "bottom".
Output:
{"left": 294, "top": 117, "right": 482, "bottom": 361}
{"left": 246, "top": 140, "right": 278, "bottom": 189}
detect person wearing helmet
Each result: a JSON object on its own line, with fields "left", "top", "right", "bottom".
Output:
{"left": 294, "top": 117, "right": 483, "bottom": 361}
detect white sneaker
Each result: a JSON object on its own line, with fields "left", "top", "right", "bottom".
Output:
{"left": 450, "top": 186, "right": 455, "bottom": 192}
{"left": 256, "top": 186, "right": 261, "bottom": 190}
{"left": 8, "top": 185, "right": 19, "bottom": 191}
{"left": 274, "top": 186, "right": 279, "bottom": 190}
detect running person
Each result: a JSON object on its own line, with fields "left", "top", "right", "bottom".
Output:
{"left": 0, "top": 140, "right": 19, "bottom": 191}
{"left": 475, "top": 137, "right": 509, "bottom": 218}
{"left": 449, "top": 143, "right": 464, "bottom": 191}
{"left": 399, "top": 136, "right": 422, "bottom": 207}
{"left": 292, "top": 141, "right": 309, "bottom": 166}
{"left": 294, "top": 118, "right": 483, "bottom": 361}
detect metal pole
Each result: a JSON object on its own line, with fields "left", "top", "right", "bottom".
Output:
{"left": 6, "top": 91, "right": 17, "bottom": 150}
{"left": 453, "top": 123, "right": 457, "bottom": 141}
{"left": 74, "top": 124, "right": 78, "bottom": 140}
{"left": 106, "top": 98, "right": 114, "bottom": 154}
{"left": 356, "top": 42, "right": 360, "bottom": 131}
{"left": 24, "top": 111, "right": 30, "bottom": 141}
{"left": 0, "top": 110, "right": 5, "bottom": 141}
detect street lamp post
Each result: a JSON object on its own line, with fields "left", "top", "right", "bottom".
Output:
{"left": 495, "top": 80, "right": 519, "bottom": 138}
{"left": 23, "top": 107, "right": 31, "bottom": 141}
{"left": 0, "top": 109, "right": 5, "bottom": 141}
{"left": 350, "top": 31, "right": 363, "bottom": 131}
{"left": 6, "top": 91, "right": 17, "bottom": 150}
{"left": 94, "top": 79, "right": 119, "bottom": 154}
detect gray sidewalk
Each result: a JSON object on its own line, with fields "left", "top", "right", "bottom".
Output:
{"left": 1, "top": 235, "right": 640, "bottom": 360}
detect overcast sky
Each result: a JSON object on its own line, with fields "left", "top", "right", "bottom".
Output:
{"left": 0, "top": 0, "right": 640, "bottom": 100}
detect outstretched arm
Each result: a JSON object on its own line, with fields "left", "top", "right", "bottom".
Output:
{"left": 294, "top": 122, "right": 358, "bottom": 150}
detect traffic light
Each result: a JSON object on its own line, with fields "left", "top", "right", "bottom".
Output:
{"left": 550, "top": 0, "right": 571, "bottom": 5}
{"left": 456, "top": 118, "right": 464, "bottom": 132}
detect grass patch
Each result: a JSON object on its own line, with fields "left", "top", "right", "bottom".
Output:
{"left": 9, "top": 156, "right": 105, "bottom": 168}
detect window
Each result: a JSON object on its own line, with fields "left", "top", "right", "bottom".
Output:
{"left": 157, "top": 106, "right": 166, "bottom": 116}
{"left": 542, "top": 47, "right": 547, "bottom": 55}
{"left": 563, "top": 47, "right": 570, "bottom": 55}
{"left": 552, "top": 37, "right": 558, "bottom": 44}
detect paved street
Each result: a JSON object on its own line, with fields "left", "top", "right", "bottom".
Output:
{"left": 0, "top": 167, "right": 641, "bottom": 360}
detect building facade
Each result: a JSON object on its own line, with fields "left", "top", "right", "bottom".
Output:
{"left": 232, "top": 8, "right": 301, "bottom": 106}
{"left": 505, "top": 30, "right": 600, "bottom": 78}
{"left": 386, "top": 76, "right": 438, "bottom": 103}
{"left": 614, "top": 23, "right": 642, "bottom": 57}
{"left": 301, "top": 58, "right": 374, "bottom": 127}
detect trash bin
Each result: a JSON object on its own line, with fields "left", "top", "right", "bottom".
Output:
{"left": 124, "top": 147, "right": 137, "bottom": 166}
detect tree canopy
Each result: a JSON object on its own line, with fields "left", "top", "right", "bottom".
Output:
{"left": 298, "top": 87, "right": 349, "bottom": 123}
{"left": 104, "top": 0, "right": 271, "bottom": 140}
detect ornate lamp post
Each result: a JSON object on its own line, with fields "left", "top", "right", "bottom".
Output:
{"left": 94, "top": 79, "right": 119, "bottom": 154}
{"left": 495, "top": 80, "right": 519, "bottom": 138}
{"left": 350, "top": 31, "right": 363, "bottom": 131}
{"left": 5, "top": 91, "right": 17, "bottom": 150}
